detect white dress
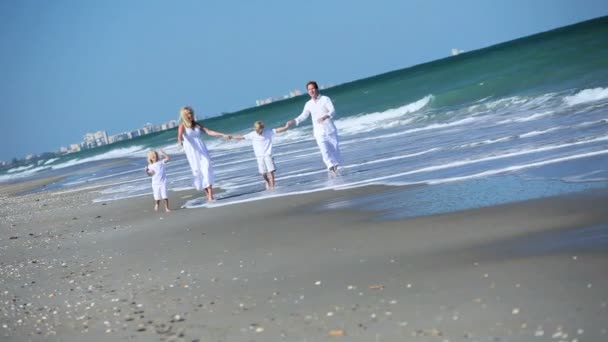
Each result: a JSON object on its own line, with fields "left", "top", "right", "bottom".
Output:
{"left": 182, "top": 126, "right": 214, "bottom": 190}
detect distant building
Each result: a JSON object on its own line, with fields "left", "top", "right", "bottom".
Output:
{"left": 70, "top": 144, "right": 81, "bottom": 152}
{"left": 288, "top": 89, "right": 302, "bottom": 97}
{"left": 109, "top": 131, "right": 132, "bottom": 143}
{"left": 168, "top": 120, "right": 177, "bottom": 128}
{"left": 451, "top": 48, "right": 465, "bottom": 56}
{"left": 83, "top": 130, "right": 108, "bottom": 148}
{"left": 256, "top": 87, "right": 308, "bottom": 106}
{"left": 143, "top": 123, "right": 157, "bottom": 135}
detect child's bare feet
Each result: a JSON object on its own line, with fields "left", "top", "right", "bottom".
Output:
{"left": 154, "top": 203, "right": 159, "bottom": 211}
{"left": 165, "top": 208, "right": 171, "bottom": 212}
{"left": 205, "top": 187, "right": 215, "bottom": 201}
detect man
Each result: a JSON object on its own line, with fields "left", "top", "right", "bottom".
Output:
{"left": 287, "top": 81, "right": 342, "bottom": 175}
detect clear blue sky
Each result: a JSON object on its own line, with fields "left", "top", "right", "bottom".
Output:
{"left": 1, "top": 0, "right": 607, "bottom": 161}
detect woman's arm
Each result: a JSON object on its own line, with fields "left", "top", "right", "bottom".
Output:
{"left": 177, "top": 124, "right": 185, "bottom": 146}
{"left": 201, "top": 126, "right": 229, "bottom": 139}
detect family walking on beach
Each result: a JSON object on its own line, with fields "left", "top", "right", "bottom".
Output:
{"left": 145, "top": 81, "right": 342, "bottom": 210}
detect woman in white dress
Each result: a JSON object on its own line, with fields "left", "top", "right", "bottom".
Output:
{"left": 177, "top": 106, "right": 228, "bottom": 201}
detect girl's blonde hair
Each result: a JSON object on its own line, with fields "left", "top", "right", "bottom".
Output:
{"left": 180, "top": 106, "right": 196, "bottom": 129}
{"left": 147, "top": 150, "right": 159, "bottom": 164}
{"left": 254, "top": 121, "right": 264, "bottom": 132}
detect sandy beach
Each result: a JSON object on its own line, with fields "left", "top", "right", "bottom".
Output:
{"left": 1, "top": 180, "right": 607, "bottom": 342}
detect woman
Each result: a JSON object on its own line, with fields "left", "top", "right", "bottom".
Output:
{"left": 177, "top": 106, "right": 228, "bottom": 201}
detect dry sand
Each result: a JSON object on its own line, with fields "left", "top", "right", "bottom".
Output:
{"left": 1, "top": 181, "right": 607, "bottom": 341}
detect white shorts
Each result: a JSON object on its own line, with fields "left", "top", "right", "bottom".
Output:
{"left": 152, "top": 183, "right": 168, "bottom": 200}
{"left": 256, "top": 156, "right": 276, "bottom": 174}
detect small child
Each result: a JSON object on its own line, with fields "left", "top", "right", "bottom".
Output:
{"left": 229, "top": 121, "right": 289, "bottom": 190}
{"left": 145, "top": 150, "right": 171, "bottom": 212}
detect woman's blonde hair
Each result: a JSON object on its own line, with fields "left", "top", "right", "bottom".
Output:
{"left": 253, "top": 121, "right": 264, "bottom": 132}
{"left": 147, "top": 150, "right": 159, "bottom": 164}
{"left": 180, "top": 106, "right": 196, "bottom": 129}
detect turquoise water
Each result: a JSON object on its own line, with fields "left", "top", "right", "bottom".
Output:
{"left": 2, "top": 16, "right": 607, "bottom": 215}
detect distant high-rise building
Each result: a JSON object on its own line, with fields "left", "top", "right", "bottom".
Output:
{"left": 83, "top": 130, "right": 108, "bottom": 148}
{"left": 451, "top": 48, "right": 465, "bottom": 56}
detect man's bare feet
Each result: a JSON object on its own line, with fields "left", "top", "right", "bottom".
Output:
{"left": 154, "top": 203, "right": 159, "bottom": 211}
{"left": 165, "top": 208, "right": 171, "bottom": 212}
{"left": 328, "top": 165, "right": 341, "bottom": 177}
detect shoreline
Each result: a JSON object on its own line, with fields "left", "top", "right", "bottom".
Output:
{"left": 1, "top": 179, "right": 607, "bottom": 341}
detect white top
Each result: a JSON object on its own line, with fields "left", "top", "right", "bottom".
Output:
{"left": 294, "top": 95, "right": 337, "bottom": 138}
{"left": 147, "top": 160, "right": 167, "bottom": 185}
{"left": 244, "top": 128, "right": 276, "bottom": 157}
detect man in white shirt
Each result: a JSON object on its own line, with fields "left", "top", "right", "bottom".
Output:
{"left": 287, "top": 81, "right": 342, "bottom": 175}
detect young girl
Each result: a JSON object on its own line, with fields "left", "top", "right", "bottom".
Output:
{"left": 228, "top": 121, "right": 289, "bottom": 190}
{"left": 145, "top": 149, "right": 171, "bottom": 212}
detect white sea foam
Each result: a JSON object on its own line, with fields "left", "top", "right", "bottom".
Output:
{"left": 497, "top": 110, "right": 554, "bottom": 124}
{"left": 342, "top": 115, "right": 485, "bottom": 147}
{"left": 519, "top": 127, "right": 562, "bottom": 138}
{"left": 336, "top": 135, "right": 608, "bottom": 188}
{"left": 562, "top": 170, "right": 608, "bottom": 183}
{"left": 6, "top": 164, "right": 35, "bottom": 173}
{"left": 0, "top": 165, "right": 49, "bottom": 182}
{"left": 336, "top": 95, "right": 433, "bottom": 135}
{"left": 182, "top": 181, "right": 346, "bottom": 209}
{"left": 457, "top": 136, "right": 515, "bottom": 149}
{"left": 343, "top": 148, "right": 440, "bottom": 168}
{"left": 10, "top": 145, "right": 149, "bottom": 180}
{"left": 564, "top": 87, "right": 608, "bottom": 106}
{"left": 422, "top": 149, "right": 608, "bottom": 185}
{"left": 43, "top": 158, "right": 60, "bottom": 165}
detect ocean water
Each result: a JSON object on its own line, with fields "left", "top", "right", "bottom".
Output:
{"left": 2, "top": 16, "right": 607, "bottom": 217}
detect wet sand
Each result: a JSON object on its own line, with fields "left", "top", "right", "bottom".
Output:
{"left": 1, "top": 181, "right": 607, "bottom": 341}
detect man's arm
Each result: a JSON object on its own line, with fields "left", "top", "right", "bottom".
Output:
{"left": 291, "top": 103, "right": 311, "bottom": 126}
{"left": 317, "top": 96, "right": 336, "bottom": 123}
{"left": 274, "top": 123, "right": 290, "bottom": 133}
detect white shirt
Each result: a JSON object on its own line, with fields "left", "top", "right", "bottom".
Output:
{"left": 147, "top": 160, "right": 167, "bottom": 185}
{"left": 244, "top": 129, "right": 276, "bottom": 157}
{"left": 294, "top": 95, "right": 337, "bottom": 138}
